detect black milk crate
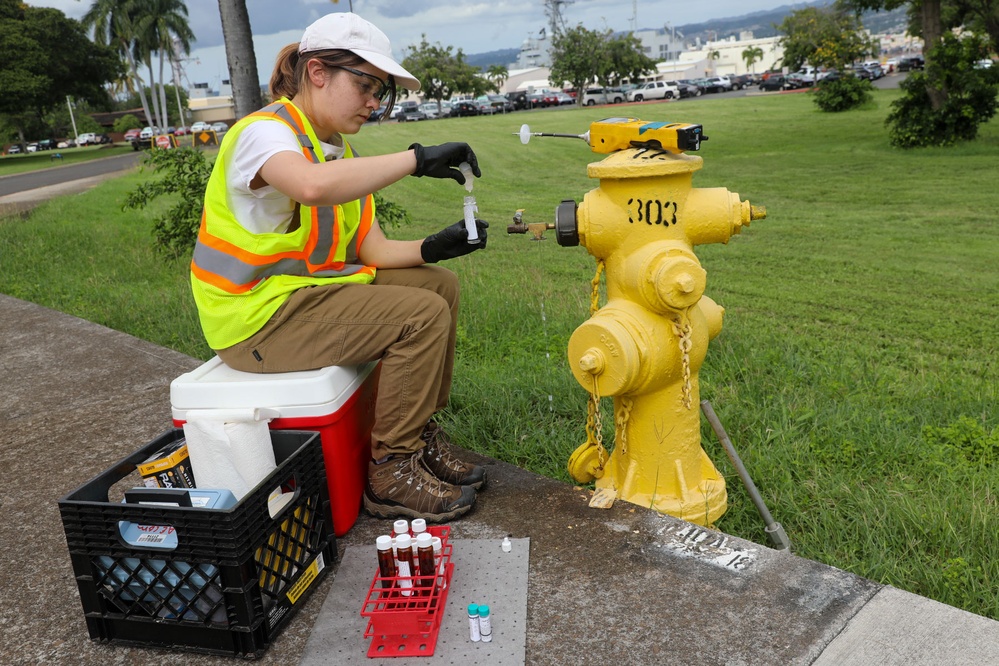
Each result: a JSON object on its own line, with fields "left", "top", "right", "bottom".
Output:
{"left": 58, "top": 429, "right": 336, "bottom": 658}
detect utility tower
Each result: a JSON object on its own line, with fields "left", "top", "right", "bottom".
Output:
{"left": 544, "top": 0, "right": 574, "bottom": 37}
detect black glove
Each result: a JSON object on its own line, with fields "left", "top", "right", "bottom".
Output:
{"left": 409, "top": 142, "right": 481, "bottom": 184}
{"left": 421, "top": 219, "right": 489, "bottom": 263}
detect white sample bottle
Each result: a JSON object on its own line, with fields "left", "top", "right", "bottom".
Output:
{"left": 463, "top": 195, "right": 480, "bottom": 244}
{"left": 394, "top": 534, "right": 414, "bottom": 597}
{"left": 467, "top": 603, "right": 481, "bottom": 642}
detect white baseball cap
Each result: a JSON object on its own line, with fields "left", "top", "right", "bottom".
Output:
{"left": 299, "top": 13, "right": 421, "bottom": 91}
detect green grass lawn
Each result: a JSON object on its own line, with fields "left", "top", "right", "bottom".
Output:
{"left": 0, "top": 143, "right": 135, "bottom": 177}
{"left": 2, "top": 89, "right": 997, "bottom": 618}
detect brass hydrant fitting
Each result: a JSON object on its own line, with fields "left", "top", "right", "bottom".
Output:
{"left": 560, "top": 146, "right": 765, "bottom": 526}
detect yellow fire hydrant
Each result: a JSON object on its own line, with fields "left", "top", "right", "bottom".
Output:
{"left": 555, "top": 139, "right": 765, "bottom": 525}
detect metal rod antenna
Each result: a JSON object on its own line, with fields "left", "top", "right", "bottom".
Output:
{"left": 701, "top": 400, "right": 791, "bottom": 551}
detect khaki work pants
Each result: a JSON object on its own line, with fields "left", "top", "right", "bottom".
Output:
{"left": 216, "top": 266, "right": 459, "bottom": 460}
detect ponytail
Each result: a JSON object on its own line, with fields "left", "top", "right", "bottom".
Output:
{"left": 270, "top": 44, "right": 302, "bottom": 99}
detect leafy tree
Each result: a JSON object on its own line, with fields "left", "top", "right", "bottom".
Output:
{"left": 839, "top": 0, "right": 998, "bottom": 145}
{"left": 885, "top": 32, "right": 998, "bottom": 147}
{"left": 113, "top": 113, "right": 142, "bottom": 134}
{"left": 121, "top": 84, "right": 189, "bottom": 127}
{"left": 778, "top": 7, "right": 875, "bottom": 74}
{"left": 603, "top": 33, "right": 657, "bottom": 85}
{"left": 401, "top": 36, "right": 492, "bottom": 105}
{"left": 217, "top": 0, "right": 262, "bottom": 118}
{"left": 550, "top": 25, "right": 608, "bottom": 95}
{"left": 0, "top": 1, "right": 121, "bottom": 144}
{"left": 742, "top": 45, "right": 765, "bottom": 74}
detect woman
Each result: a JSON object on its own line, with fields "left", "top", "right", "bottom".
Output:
{"left": 191, "top": 13, "right": 489, "bottom": 522}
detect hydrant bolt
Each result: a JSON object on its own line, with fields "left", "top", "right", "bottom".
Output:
{"left": 579, "top": 350, "right": 604, "bottom": 375}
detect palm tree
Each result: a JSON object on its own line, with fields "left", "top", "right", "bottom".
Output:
{"left": 83, "top": 0, "right": 154, "bottom": 126}
{"left": 486, "top": 64, "right": 509, "bottom": 92}
{"left": 742, "top": 46, "right": 764, "bottom": 75}
{"left": 707, "top": 49, "right": 721, "bottom": 75}
{"left": 217, "top": 0, "right": 263, "bottom": 118}
{"left": 133, "top": 0, "right": 194, "bottom": 129}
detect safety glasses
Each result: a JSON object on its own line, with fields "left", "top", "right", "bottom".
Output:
{"left": 332, "top": 65, "right": 394, "bottom": 103}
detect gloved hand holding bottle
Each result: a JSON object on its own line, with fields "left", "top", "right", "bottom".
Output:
{"left": 421, "top": 219, "right": 489, "bottom": 263}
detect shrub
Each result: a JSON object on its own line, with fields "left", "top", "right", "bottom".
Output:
{"left": 813, "top": 75, "right": 873, "bottom": 112}
{"left": 122, "top": 147, "right": 214, "bottom": 257}
{"left": 886, "top": 33, "right": 998, "bottom": 148}
{"left": 123, "top": 147, "right": 412, "bottom": 255}
{"left": 113, "top": 114, "right": 142, "bottom": 134}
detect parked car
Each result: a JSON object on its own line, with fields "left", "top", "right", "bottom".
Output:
{"left": 626, "top": 80, "right": 678, "bottom": 102}
{"left": 464, "top": 96, "right": 493, "bottom": 115}
{"left": 729, "top": 74, "right": 755, "bottom": 90}
{"left": 863, "top": 63, "right": 884, "bottom": 79}
{"left": 56, "top": 139, "right": 75, "bottom": 149}
{"left": 483, "top": 94, "right": 515, "bottom": 113}
{"left": 703, "top": 76, "right": 734, "bottom": 92}
{"left": 76, "top": 132, "right": 98, "bottom": 146}
{"left": 26, "top": 142, "right": 38, "bottom": 153}
{"left": 418, "top": 102, "right": 442, "bottom": 119}
{"left": 123, "top": 128, "right": 142, "bottom": 142}
{"left": 36, "top": 138, "right": 56, "bottom": 150}
{"left": 6, "top": 144, "right": 22, "bottom": 154}
{"left": 190, "top": 121, "right": 211, "bottom": 133}
{"left": 674, "top": 80, "right": 702, "bottom": 97}
{"left": 173, "top": 126, "right": 190, "bottom": 136}
{"left": 449, "top": 101, "right": 480, "bottom": 117}
{"left": 139, "top": 126, "right": 159, "bottom": 140}
{"left": 580, "top": 87, "right": 624, "bottom": 106}
{"left": 897, "top": 55, "right": 924, "bottom": 71}
{"left": 210, "top": 122, "right": 228, "bottom": 133}
{"left": 758, "top": 74, "right": 788, "bottom": 91}
{"left": 542, "top": 90, "right": 575, "bottom": 106}
{"left": 396, "top": 101, "right": 427, "bottom": 122}
{"left": 526, "top": 91, "right": 549, "bottom": 108}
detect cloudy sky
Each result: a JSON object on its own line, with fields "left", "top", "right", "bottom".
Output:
{"left": 28, "top": 0, "right": 794, "bottom": 89}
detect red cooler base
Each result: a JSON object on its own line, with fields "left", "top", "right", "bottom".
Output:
{"left": 269, "top": 364, "right": 379, "bottom": 536}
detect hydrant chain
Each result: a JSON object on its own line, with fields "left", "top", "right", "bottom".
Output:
{"left": 673, "top": 312, "right": 694, "bottom": 410}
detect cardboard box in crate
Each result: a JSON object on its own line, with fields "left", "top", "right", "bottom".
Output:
{"left": 59, "top": 429, "right": 336, "bottom": 658}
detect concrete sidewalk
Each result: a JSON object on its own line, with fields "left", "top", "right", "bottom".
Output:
{"left": 3, "top": 293, "right": 998, "bottom": 665}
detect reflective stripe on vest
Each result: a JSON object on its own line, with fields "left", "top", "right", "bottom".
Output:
{"left": 192, "top": 100, "right": 375, "bottom": 293}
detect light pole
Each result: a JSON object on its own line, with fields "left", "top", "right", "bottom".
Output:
{"left": 66, "top": 96, "right": 79, "bottom": 141}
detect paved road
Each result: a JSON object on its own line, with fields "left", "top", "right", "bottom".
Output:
{"left": 0, "top": 151, "right": 143, "bottom": 197}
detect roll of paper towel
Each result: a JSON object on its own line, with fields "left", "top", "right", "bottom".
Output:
{"left": 183, "top": 416, "right": 277, "bottom": 500}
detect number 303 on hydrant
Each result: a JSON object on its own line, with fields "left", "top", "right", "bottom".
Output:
{"left": 515, "top": 118, "right": 766, "bottom": 526}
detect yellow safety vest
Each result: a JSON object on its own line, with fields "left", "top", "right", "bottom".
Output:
{"left": 191, "top": 99, "right": 377, "bottom": 350}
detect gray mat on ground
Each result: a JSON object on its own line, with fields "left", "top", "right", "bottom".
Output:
{"left": 300, "top": 538, "right": 529, "bottom": 665}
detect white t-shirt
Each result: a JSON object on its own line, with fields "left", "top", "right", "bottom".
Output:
{"left": 226, "top": 119, "right": 347, "bottom": 234}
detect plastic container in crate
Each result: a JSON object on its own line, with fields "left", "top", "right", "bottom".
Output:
{"left": 170, "top": 357, "right": 380, "bottom": 537}
{"left": 59, "top": 429, "right": 335, "bottom": 658}
{"left": 360, "top": 525, "right": 454, "bottom": 658}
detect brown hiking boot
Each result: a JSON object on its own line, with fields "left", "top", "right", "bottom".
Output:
{"left": 364, "top": 453, "right": 476, "bottom": 523}
{"left": 419, "top": 421, "right": 486, "bottom": 490}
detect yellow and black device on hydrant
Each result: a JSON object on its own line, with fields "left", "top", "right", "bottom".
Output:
{"left": 511, "top": 118, "right": 766, "bottom": 526}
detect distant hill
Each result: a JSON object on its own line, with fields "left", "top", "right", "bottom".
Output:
{"left": 466, "top": 48, "right": 520, "bottom": 70}
{"left": 467, "top": 2, "right": 910, "bottom": 70}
